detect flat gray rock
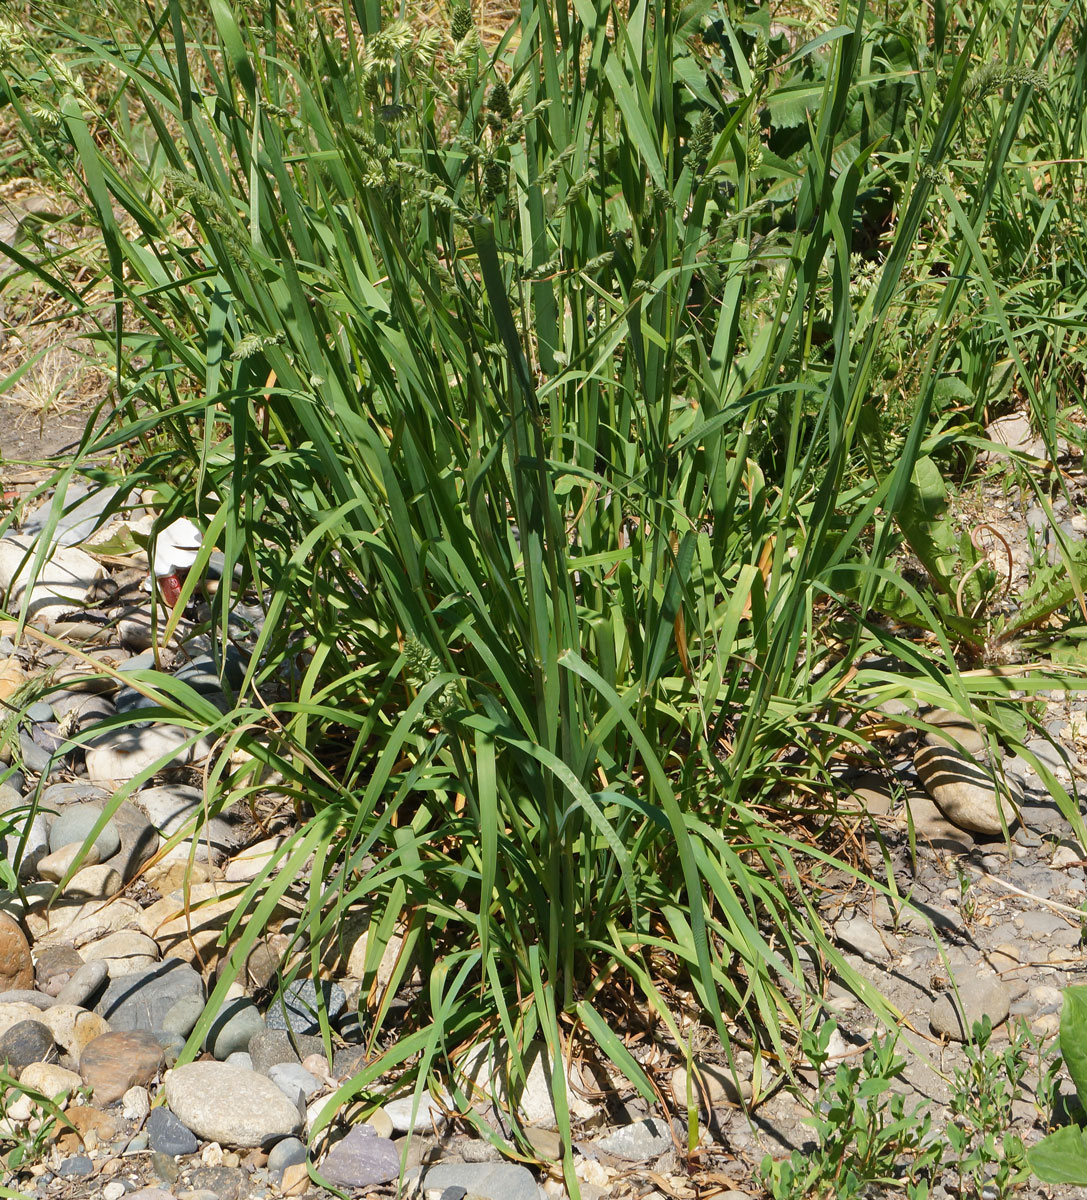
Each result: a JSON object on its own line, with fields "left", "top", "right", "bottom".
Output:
{"left": 147, "top": 1107, "right": 199, "bottom": 1156}
{"left": 136, "top": 784, "right": 247, "bottom": 860}
{"left": 591, "top": 1117, "right": 673, "bottom": 1161}
{"left": 833, "top": 916, "right": 892, "bottom": 965}
{"left": 48, "top": 804, "right": 120, "bottom": 861}
{"left": 268, "top": 1061, "right": 322, "bottom": 1106}
{"left": 108, "top": 802, "right": 160, "bottom": 884}
{"left": 266, "top": 979, "right": 345, "bottom": 1035}
{"left": 930, "top": 976, "right": 1011, "bottom": 1041}
{"left": 161, "top": 994, "right": 205, "bottom": 1038}
{"left": 414, "top": 1162, "right": 539, "bottom": 1200}
{"left": 249, "top": 1028, "right": 326, "bottom": 1076}
{"left": 96, "top": 958, "right": 204, "bottom": 1032}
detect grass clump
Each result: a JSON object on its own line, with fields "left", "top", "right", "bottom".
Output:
{"left": 1, "top": 0, "right": 1086, "bottom": 1179}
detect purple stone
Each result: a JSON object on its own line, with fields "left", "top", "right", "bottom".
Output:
{"left": 318, "top": 1125, "right": 400, "bottom": 1187}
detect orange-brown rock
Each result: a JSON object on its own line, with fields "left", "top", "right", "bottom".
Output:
{"left": 0, "top": 912, "right": 33, "bottom": 991}
{"left": 79, "top": 1030, "right": 164, "bottom": 1104}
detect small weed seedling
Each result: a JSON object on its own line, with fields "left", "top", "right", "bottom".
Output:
{"left": 760, "top": 1021, "right": 940, "bottom": 1200}
{"left": 946, "top": 1016, "right": 1030, "bottom": 1199}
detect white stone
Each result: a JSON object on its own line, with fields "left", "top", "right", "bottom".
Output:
{"left": 37, "top": 841, "right": 102, "bottom": 883}
{"left": 0, "top": 537, "right": 104, "bottom": 631}
{"left": 225, "top": 836, "right": 287, "bottom": 883}
{"left": 18, "top": 1062, "right": 83, "bottom": 1096}
{"left": 165, "top": 1062, "right": 303, "bottom": 1147}
{"left": 383, "top": 1093, "right": 447, "bottom": 1134}
{"left": 457, "top": 1040, "right": 597, "bottom": 1130}
{"left": 37, "top": 1003, "right": 110, "bottom": 1057}
{"left": 81, "top": 930, "right": 160, "bottom": 977}
{"left": 84, "top": 724, "right": 210, "bottom": 784}
{"left": 30, "top": 897, "right": 143, "bottom": 949}
{"left": 122, "top": 1086, "right": 151, "bottom": 1122}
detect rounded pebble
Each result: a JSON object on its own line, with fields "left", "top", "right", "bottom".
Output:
{"left": 267, "top": 1135, "right": 308, "bottom": 1182}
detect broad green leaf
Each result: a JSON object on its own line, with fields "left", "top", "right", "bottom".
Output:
{"left": 1027, "top": 1125, "right": 1087, "bottom": 1186}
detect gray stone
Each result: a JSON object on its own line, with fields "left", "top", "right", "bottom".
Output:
{"left": 177, "top": 648, "right": 247, "bottom": 696}
{"left": 1025, "top": 737, "right": 1078, "bottom": 776}
{"left": 55, "top": 960, "right": 109, "bottom": 1008}
{"left": 40, "top": 782, "right": 110, "bottom": 809}
{"left": 267, "top": 1135, "right": 308, "bottom": 1182}
{"left": 414, "top": 1162, "right": 539, "bottom": 1200}
{"left": 332, "top": 1043, "right": 368, "bottom": 1080}
{"left": 591, "top": 1117, "right": 673, "bottom": 1161}
{"left": 147, "top": 1106, "right": 199, "bottom": 1156}
{"left": 57, "top": 1154, "right": 94, "bottom": 1178}
{"left": 48, "top": 804, "right": 120, "bottom": 861}
{"left": 914, "top": 746, "right": 1019, "bottom": 836}
{"left": 0, "top": 787, "right": 49, "bottom": 880}
{"left": 107, "top": 802, "right": 160, "bottom": 884}
{"left": 165, "top": 1061, "right": 304, "bottom": 1148}
{"left": 268, "top": 1061, "right": 322, "bottom": 1107}
{"left": 901, "top": 794, "right": 975, "bottom": 855}
{"left": 161, "top": 994, "right": 205, "bottom": 1038}
{"left": 188, "top": 1166, "right": 249, "bottom": 1200}
{"left": 30, "top": 721, "right": 65, "bottom": 756}
{"left": 206, "top": 998, "right": 266, "bottom": 1061}
{"left": 136, "top": 784, "right": 247, "bottom": 862}
{"left": 25, "top": 702, "right": 54, "bottom": 724}
{"left": 49, "top": 691, "right": 115, "bottom": 727}
{"left": 153, "top": 1030, "right": 186, "bottom": 1067}
{"left": 96, "top": 958, "right": 204, "bottom": 1031}
{"left": 833, "top": 916, "right": 891, "bottom": 965}
{"left": 930, "top": 976, "right": 1011, "bottom": 1041}
{"left": 249, "top": 1028, "right": 325, "bottom": 1076}
{"left": 18, "top": 731, "right": 53, "bottom": 775}
{"left": 84, "top": 723, "right": 210, "bottom": 785}
{"left": 1018, "top": 910, "right": 1074, "bottom": 938}
{"left": 226, "top": 1051, "right": 253, "bottom": 1070}
{"left": 19, "top": 484, "right": 121, "bottom": 550}
{"left": 319, "top": 1125, "right": 400, "bottom": 1187}
{"left": 0, "top": 1020, "right": 57, "bottom": 1070}
{"left": 0, "top": 990, "right": 55, "bottom": 1010}
{"left": 266, "top": 979, "right": 346, "bottom": 1035}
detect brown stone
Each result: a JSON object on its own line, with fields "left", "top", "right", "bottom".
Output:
{"left": 0, "top": 912, "right": 33, "bottom": 991}
{"left": 79, "top": 1030, "right": 164, "bottom": 1104}
{"left": 63, "top": 1103, "right": 122, "bottom": 1142}
{"left": 0, "top": 658, "right": 26, "bottom": 703}
{"left": 35, "top": 943, "right": 84, "bottom": 995}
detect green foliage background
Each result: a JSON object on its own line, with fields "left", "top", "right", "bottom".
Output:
{"left": 1, "top": 0, "right": 1087, "bottom": 1179}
